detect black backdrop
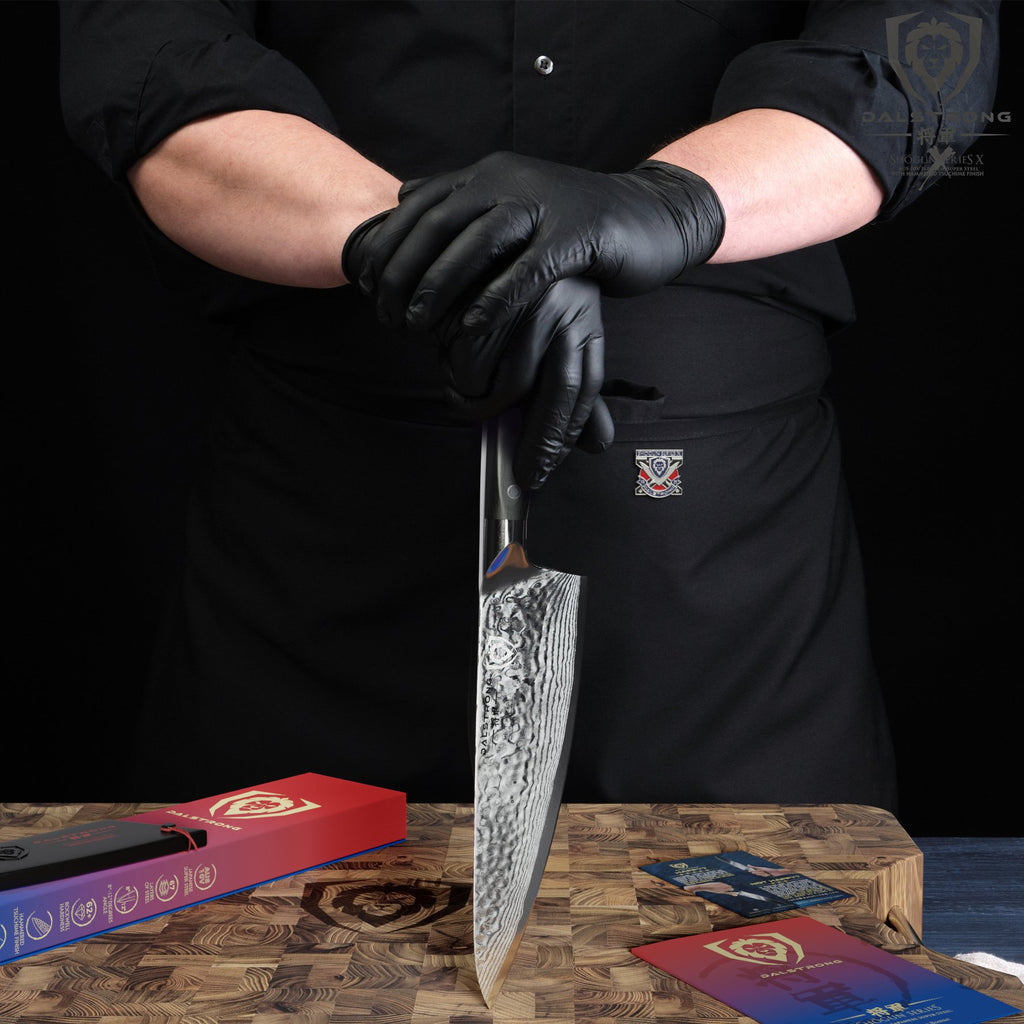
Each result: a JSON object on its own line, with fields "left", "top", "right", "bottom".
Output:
{"left": 13, "top": 2, "right": 1020, "bottom": 835}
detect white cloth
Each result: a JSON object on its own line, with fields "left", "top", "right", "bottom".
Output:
{"left": 955, "top": 952, "right": 1024, "bottom": 982}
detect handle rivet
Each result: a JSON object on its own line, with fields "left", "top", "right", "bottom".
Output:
{"left": 507, "top": 485, "right": 521, "bottom": 500}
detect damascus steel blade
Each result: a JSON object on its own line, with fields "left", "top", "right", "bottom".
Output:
{"left": 473, "top": 553, "right": 583, "bottom": 1007}
{"left": 472, "top": 413, "right": 586, "bottom": 1007}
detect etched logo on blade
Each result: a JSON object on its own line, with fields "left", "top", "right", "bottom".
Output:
{"left": 635, "top": 449, "right": 684, "bottom": 498}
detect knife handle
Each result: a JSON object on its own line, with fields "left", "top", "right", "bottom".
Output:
{"left": 480, "top": 411, "right": 529, "bottom": 570}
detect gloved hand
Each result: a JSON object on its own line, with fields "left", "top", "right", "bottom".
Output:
{"left": 349, "top": 151, "right": 726, "bottom": 333}
{"left": 437, "top": 276, "right": 613, "bottom": 488}
{"left": 344, "top": 214, "right": 613, "bottom": 488}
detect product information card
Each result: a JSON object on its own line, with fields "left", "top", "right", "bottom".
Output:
{"left": 633, "top": 917, "right": 1019, "bottom": 1024}
{"left": 641, "top": 850, "right": 851, "bottom": 917}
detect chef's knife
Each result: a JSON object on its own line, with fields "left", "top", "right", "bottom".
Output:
{"left": 473, "top": 411, "right": 586, "bottom": 1007}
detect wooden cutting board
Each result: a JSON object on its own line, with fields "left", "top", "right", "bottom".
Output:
{"left": 1, "top": 801, "right": 1021, "bottom": 1023}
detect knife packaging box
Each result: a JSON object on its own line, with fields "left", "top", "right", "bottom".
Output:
{"left": 0, "top": 773, "right": 406, "bottom": 964}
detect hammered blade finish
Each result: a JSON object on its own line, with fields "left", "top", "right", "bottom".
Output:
{"left": 473, "top": 563, "right": 582, "bottom": 1006}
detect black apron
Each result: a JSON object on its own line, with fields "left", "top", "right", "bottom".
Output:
{"left": 130, "top": 283, "right": 896, "bottom": 810}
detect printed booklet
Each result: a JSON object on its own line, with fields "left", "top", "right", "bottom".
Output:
{"left": 641, "top": 850, "right": 852, "bottom": 917}
{"left": 633, "top": 916, "right": 1019, "bottom": 1024}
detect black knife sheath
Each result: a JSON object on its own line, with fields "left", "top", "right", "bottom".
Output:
{"left": 0, "top": 819, "right": 207, "bottom": 890}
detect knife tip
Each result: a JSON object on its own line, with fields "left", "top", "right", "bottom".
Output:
{"left": 475, "top": 929, "right": 525, "bottom": 1007}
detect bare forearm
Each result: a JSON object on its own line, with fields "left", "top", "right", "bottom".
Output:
{"left": 127, "top": 110, "right": 400, "bottom": 288}
{"left": 653, "top": 108, "right": 884, "bottom": 263}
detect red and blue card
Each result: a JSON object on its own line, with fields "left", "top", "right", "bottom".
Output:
{"left": 633, "top": 917, "right": 1018, "bottom": 1024}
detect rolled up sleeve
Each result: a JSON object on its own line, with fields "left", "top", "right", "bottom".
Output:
{"left": 709, "top": 1, "right": 1001, "bottom": 219}
{"left": 59, "top": 0, "right": 339, "bottom": 181}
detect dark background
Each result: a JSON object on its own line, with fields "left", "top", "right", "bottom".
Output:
{"left": 10, "top": 3, "right": 1020, "bottom": 835}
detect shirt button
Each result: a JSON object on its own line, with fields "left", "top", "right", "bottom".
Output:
{"left": 533, "top": 55, "right": 555, "bottom": 75}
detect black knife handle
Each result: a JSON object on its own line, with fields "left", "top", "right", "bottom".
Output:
{"left": 482, "top": 411, "right": 528, "bottom": 522}
{"left": 481, "top": 411, "right": 529, "bottom": 570}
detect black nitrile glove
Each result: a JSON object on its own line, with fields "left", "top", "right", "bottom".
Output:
{"left": 437, "top": 276, "right": 613, "bottom": 488}
{"left": 344, "top": 215, "right": 613, "bottom": 489}
{"left": 342, "top": 209, "right": 392, "bottom": 286}
{"left": 351, "top": 151, "right": 726, "bottom": 333}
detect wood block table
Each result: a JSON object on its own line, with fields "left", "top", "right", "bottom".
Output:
{"left": 2, "top": 802, "right": 1022, "bottom": 1022}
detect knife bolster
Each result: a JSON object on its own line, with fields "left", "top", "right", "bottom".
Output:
{"left": 483, "top": 518, "right": 527, "bottom": 567}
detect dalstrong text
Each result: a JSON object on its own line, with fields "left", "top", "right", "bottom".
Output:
{"left": 861, "top": 110, "right": 1011, "bottom": 125}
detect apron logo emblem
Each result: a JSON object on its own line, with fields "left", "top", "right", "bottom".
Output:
{"left": 635, "top": 449, "right": 684, "bottom": 498}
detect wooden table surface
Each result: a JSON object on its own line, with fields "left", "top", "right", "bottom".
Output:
{"left": 2, "top": 801, "right": 1022, "bottom": 1023}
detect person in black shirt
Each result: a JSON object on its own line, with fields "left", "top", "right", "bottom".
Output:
{"left": 58, "top": 2, "right": 1000, "bottom": 805}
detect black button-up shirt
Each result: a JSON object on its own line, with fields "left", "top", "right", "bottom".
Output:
{"left": 59, "top": 1, "right": 1000, "bottom": 417}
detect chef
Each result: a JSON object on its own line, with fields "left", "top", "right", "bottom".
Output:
{"left": 58, "top": 1, "right": 999, "bottom": 804}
